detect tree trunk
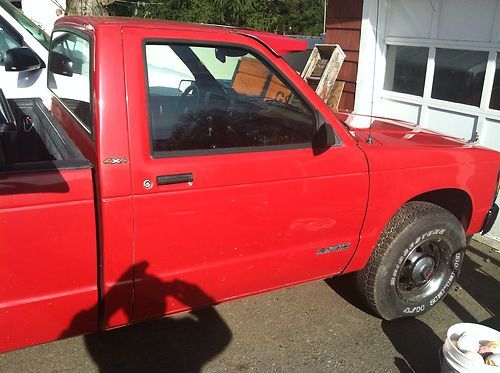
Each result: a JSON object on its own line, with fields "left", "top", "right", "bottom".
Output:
{"left": 66, "top": 0, "right": 116, "bottom": 16}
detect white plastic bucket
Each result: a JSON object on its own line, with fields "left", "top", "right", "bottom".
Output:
{"left": 441, "top": 323, "right": 500, "bottom": 373}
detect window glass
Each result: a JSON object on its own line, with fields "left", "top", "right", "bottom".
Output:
{"left": 432, "top": 48, "right": 488, "bottom": 107}
{"left": 490, "top": 53, "right": 500, "bottom": 110}
{"left": 145, "top": 44, "right": 315, "bottom": 154}
{"left": 0, "top": 21, "right": 22, "bottom": 66}
{"left": 384, "top": 45, "right": 428, "bottom": 96}
{"left": 48, "top": 31, "right": 92, "bottom": 135}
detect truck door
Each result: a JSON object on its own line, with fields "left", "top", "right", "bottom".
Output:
{"left": 122, "top": 27, "right": 369, "bottom": 320}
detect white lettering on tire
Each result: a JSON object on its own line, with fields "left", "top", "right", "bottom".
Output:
{"left": 429, "top": 272, "right": 455, "bottom": 306}
{"left": 403, "top": 305, "right": 425, "bottom": 314}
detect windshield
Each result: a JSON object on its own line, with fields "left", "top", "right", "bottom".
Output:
{"left": 0, "top": 0, "right": 50, "bottom": 50}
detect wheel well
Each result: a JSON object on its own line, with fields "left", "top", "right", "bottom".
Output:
{"left": 409, "top": 189, "right": 473, "bottom": 230}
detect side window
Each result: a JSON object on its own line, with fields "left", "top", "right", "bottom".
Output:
{"left": 145, "top": 43, "right": 315, "bottom": 155}
{"left": 48, "top": 31, "right": 92, "bottom": 136}
{"left": 0, "top": 19, "right": 22, "bottom": 66}
{"left": 490, "top": 53, "right": 500, "bottom": 110}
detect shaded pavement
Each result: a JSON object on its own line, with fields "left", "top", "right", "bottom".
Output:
{"left": 0, "top": 240, "right": 498, "bottom": 372}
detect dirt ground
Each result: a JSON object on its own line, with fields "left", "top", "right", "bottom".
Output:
{"left": 0, "top": 240, "right": 498, "bottom": 373}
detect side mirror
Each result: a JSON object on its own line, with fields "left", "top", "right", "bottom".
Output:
{"left": 49, "top": 51, "right": 74, "bottom": 77}
{"left": 312, "top": 122, "right": 336, "bottom": 155}
{"left": 4, "top": 47, "right": 44, "bottom": 72}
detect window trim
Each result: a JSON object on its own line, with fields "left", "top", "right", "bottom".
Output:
{"left": 48, "top": 26, "right": 95, "bottom": 140}
{"left": 142, "top": 38, "right": 323, "bottom": 159}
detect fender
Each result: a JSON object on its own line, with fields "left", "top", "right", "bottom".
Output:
{"left": 343, "top": 152, "right": 498, "bottom": 274}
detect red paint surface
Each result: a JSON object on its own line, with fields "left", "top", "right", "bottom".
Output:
{"left": 336, "top": 112, "right": 500, "bottom": 272}
{"left": 0, "top": 17, "right": 498, "bottom": 354}
{"left": 121, "top": 25, "right": 368, "bottom": 321}
{"left": 0, "top": 169, "right": 98, "bottom": 352}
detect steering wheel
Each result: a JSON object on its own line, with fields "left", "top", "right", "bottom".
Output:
{"left": 177, "top": 84, "right": 200, "bottom": 113}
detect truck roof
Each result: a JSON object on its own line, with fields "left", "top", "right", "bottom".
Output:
{"left": 55, "top": 16, "right": 309, "bottom": 56}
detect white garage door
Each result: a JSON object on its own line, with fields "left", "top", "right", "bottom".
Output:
{"left": 356, "top": 0, "right": 500, "bottom": 243}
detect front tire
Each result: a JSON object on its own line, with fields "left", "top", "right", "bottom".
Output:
{"left": 357, "top": 201, "right": 466, "bottom": 320}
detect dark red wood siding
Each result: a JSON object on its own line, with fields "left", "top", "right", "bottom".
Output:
{"left": 325, "top": 0, "right": 363, "bottom": 111}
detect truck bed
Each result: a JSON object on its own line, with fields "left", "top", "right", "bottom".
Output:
{"left": 1, "top": 98, "right": 89, "bottom": 172}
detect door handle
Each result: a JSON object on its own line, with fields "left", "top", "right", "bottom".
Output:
{"left": 156, "top": 173, "right": 194, "bottom": 186}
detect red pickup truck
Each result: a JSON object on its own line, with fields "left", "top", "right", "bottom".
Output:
{"left": 1, "top": 17, "right": 499, "bottom": 354}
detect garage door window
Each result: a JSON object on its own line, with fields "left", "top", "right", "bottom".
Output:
{"left": 431, "top": 49, "right": 488, "bottom": 107}
{"left": 384, "top": 45, "right": 428, "bottom": 96}
{"left": 490, "top": 53, "right": 500, "bottom": 111}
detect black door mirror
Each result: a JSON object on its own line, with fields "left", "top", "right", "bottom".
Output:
{"left": 49, "top": 51, "right": 74, "bottom": 77}
{"left": 4, "top": 47, "right": 44, "bottom": 72}
{"left": 312, "top": 122, "right": 336, "bottom": 155}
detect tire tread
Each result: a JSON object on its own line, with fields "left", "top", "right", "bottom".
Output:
{"left": 357, "top": 201, "right": 460, "bottom": 319}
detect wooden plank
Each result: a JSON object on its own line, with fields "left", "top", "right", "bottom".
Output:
{"left": 325, "top": 29, "right": 361, "bottom": 50}
{"left": 300, "top": 44, "right": 346, "bottom": 111}
{"left": 326, "top": 17, "right": 362, "bottom": 30}
{"left": 326, "top": 81, "right": 345, "bottom": 110}
{"left": 337, "top": 60, "right": 358, "bottom": 82}
{"left": 301, "top": 47, "right": 320, "bottom": 80}
{"left": 327, "top": 0, "right": 363, "bottom": 18}
{"left": 339, "top": 91, "right": 355, "bottom": 111}
{"left": 315, "top": 45, "right": 346, "bottom": 102}
{"left": 231, "top": 57, "right": 291, "bottom": 100}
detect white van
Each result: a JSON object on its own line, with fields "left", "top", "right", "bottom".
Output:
{"left": 0, "top": 0, "right": 49, "bottom": 99}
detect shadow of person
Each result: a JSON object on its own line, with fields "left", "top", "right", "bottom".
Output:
{"left": 61, "top": 262, "right": 232, "bottom": 373}
{"left": 381, "top": 319, "right": 443, "bottom": 373}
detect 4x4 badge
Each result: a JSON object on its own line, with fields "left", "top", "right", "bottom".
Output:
{"left": 103, "top": 157, "right": 128, "bottom": 165}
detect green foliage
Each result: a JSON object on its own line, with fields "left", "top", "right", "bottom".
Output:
{"left": 107, "top": 0, "right": 325, "bottom": 35}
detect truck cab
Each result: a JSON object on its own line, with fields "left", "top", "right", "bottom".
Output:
{"left": 47, "top": 15, "right": 371, "bottom": 330}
